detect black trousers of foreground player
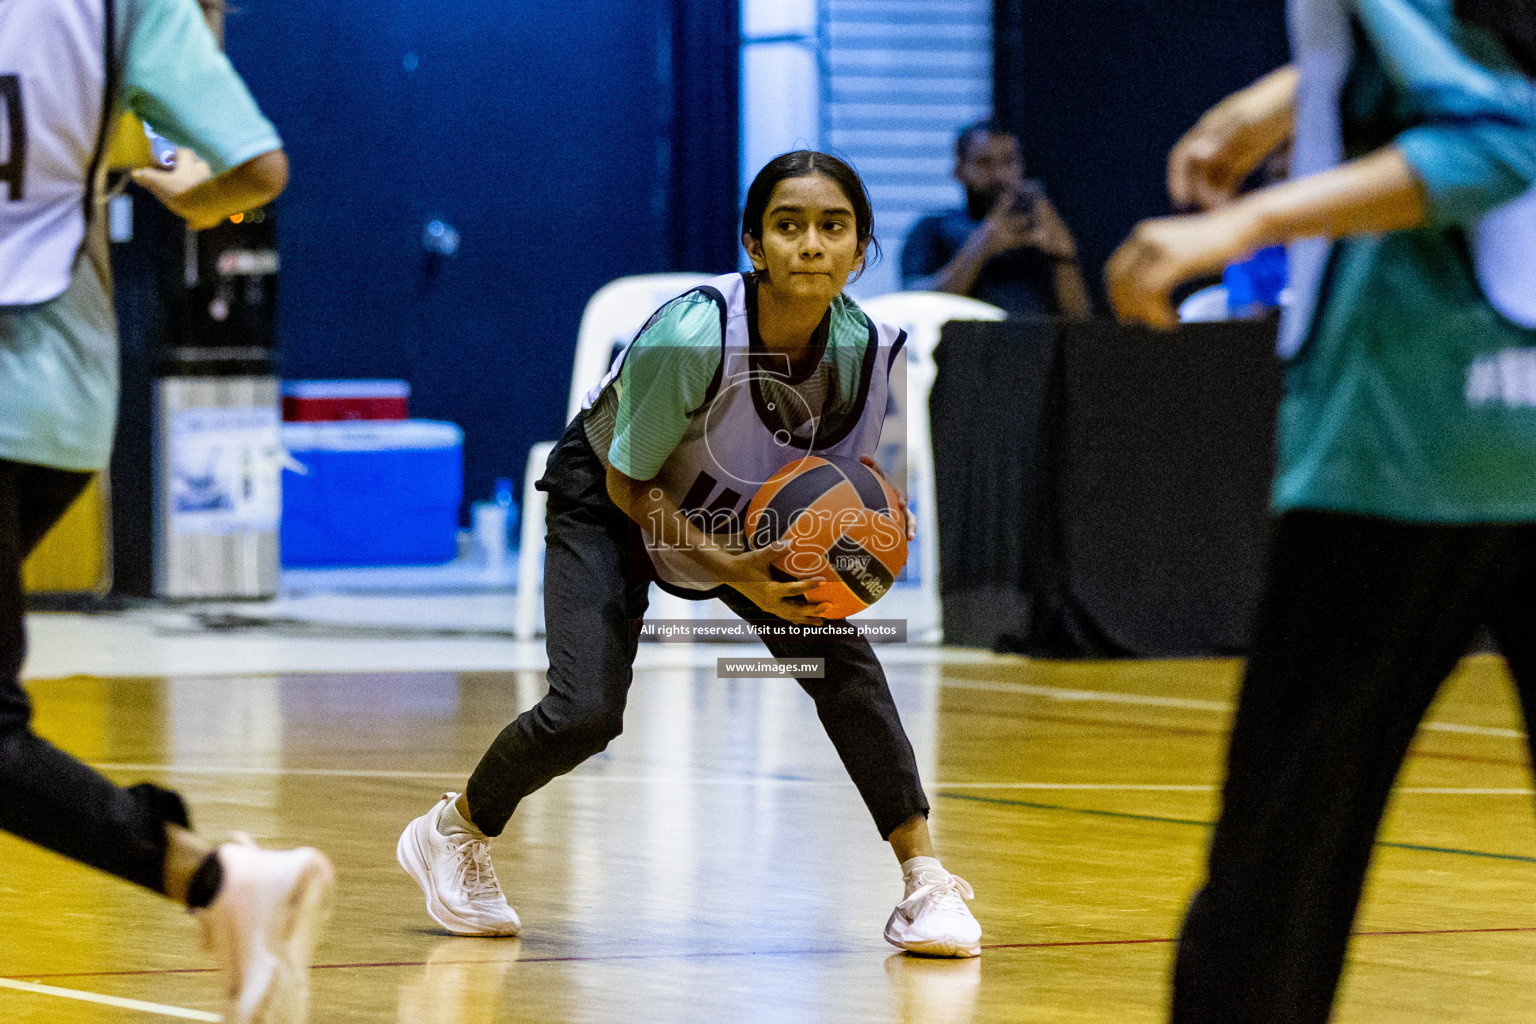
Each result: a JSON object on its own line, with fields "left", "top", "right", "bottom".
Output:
{"left": 1172, "top": 510, "right": 1536, "bottom": 1024}
{"left": 463, "top": 419, "right": 930, "bottom": 840}
{"left": 0, "top": 459, "right": 191, "bottom": 892}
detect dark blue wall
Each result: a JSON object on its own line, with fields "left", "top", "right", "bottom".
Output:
{"left": 995, "top": 0, "right": 1290, "bottom": 308}
{"left": 226, "top": 0, "right": 737, "bottom": 511}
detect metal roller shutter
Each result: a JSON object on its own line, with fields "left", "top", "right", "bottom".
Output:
{"left": 821, "top": 0, "right": 992, "bottom": 297}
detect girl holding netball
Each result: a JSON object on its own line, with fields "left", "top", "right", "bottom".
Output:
{"left": 1108, "top": 1, "right": 1536, "bottom": 1020}
{"left": 400, "top": 151, "right": 982, "bottom": 958}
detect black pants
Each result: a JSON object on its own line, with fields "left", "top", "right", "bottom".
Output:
{"left": 0, "top": 458, "right": 189, "bottom": 894}
{"left": 1172, "top": 510, "right": 1536, "bottom": 1024}
{"left": 466, "top": 423, "right": 930, "bottom": 840}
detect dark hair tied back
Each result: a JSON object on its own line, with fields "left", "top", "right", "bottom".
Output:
{"left": 1457, "top": 0, "right": 1536, "bottom": 76}
{"left": 741, "top": 151, "right": 881, "bottom": 276}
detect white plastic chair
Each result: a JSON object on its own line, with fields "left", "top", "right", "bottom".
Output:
{"left": 514, "top": 273, "right": 713, "bottom": 639}
{"left": 856, "top": 292, "right": 1006, "bottom": 644}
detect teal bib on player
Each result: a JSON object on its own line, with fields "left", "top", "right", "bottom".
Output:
{"left": 1276, "top": 0, "right": 1536, "bottom": 522}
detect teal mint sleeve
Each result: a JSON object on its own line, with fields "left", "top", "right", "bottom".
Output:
{"left": 122, "top": 0, "right": 281, "bottom": 175}
{"left": 607, "top": 299, "right": 722, "bottom": 481}
{"left": 1398, "top": 122, "right": 1536, "bottom": 224}
{"left": 1354, "top": 0, "right": 1536, "bottom": 224}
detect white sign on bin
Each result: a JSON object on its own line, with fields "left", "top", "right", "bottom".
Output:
{"left": 168, "top": 406, "right": 283, "bottom": 534}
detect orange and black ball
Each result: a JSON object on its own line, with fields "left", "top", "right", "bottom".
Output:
{"left": 745, "top": 455, "right": 908, "bottom": 620}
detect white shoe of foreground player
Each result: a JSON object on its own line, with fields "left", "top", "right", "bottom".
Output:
{"left": 397, "top": 793, "right": 520, "bottom": 937}
{"left": 195, "top": 836, "right": 335, "bottom": 1024}
{"left": 884, "top": 867, "right": 982, "bottom": 958}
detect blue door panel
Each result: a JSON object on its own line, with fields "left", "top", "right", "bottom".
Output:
{"left": 226, "top": 0, "right": 672, "bottom": 510}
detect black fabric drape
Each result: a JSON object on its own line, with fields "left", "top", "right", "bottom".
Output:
{"left": 930, "top": 317, "right": 1281, "bottom": 658}
{"left": 1053, "top": 319, "right": 1281, "bottom": 656}
{"left": 992, "top": 0, "right": 1288, "bottom": 309}
{"left": 930, "top": 319, "right": 1058, "bottom": 648}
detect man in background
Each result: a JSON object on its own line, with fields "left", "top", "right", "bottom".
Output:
{"left": 901, "top": 120, "right": 1091, "bottom": 319}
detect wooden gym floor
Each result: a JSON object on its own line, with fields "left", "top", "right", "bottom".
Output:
{"left": 3, "top": 623, "right": 1536, "bottom": 1022}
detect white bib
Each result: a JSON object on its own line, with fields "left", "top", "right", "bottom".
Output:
{"left": 1474, "top": 186, "right": 1536, "bottom": 328}
{"left": 0, "top": 0, "right": 112, "bottom": 306}
{"left": 587, "top": 273, "right": 905, "bottom": 591}
{"left": 1282, "top": 0, "right": 1353, "bottom": 358}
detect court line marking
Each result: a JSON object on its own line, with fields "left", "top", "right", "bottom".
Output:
{"left": 941, "top": 785, "right": 1535, "bottom": 795}
{"left": 0, "top": 977, "right": 218, "bottom": 1020}
{"left": 91, "top": 762, "right": 469, "bottom": 781}
{"left": 83, "top": 764, "right": 1536, "bottom": 798}
{"left": 939, "top": 676, "right": 1527, "bottom": 738}
{"left": 947, "top": 783, "right": 1201, "bottom": 793}
{"left": 16, "top": 924, "right": 1536, "bottom": 982}
{"left": 938, "top": 706, "right": 1532, "bottom": 769}
{"left": 40, "top": 669, "right": 1524, "bottom": 740}
{"left": 88, "top": 764, "right": 1213, "bottom": 789}
{"left": 1397, "top": 787, "right": 1536, "bottom": 794}
{"left": 941, "top": 677, "right": 1232, "bottom": 711}
{"left": 20, "top": 644, "right": 997, "bottom": 684}
{"left": 81, "top": 765, "right": 1536, "bottom": 797}
{"left": 1428, "top": 721, "right": 1526, "bottom": 738}
{"left": 939, "top": 792, "right": 1536, "bottom": 865}
{"left": 983, "top": 925, "right": 1536, "bottom": 951}
{"left": 940, "top": 785, "right": 1536, "bottom": 795}
{"left": 87, "top": 764, "right": 856, "bottom": 785}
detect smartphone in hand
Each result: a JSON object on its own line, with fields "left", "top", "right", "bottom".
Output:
{"left": 1010, "top": 178, "right": 1045, "bottom": 228}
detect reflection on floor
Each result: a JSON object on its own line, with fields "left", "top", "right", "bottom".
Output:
{"left": 5, "top": 623, "right": 1536, "bottom": 1022}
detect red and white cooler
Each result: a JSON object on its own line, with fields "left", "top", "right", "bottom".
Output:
{"left": 282, "top": 380, "right": 410, "bottom": 422}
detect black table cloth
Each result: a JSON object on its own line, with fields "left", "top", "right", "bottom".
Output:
{"left": 930, "top": 317, "right": 1282, "bottom": 657}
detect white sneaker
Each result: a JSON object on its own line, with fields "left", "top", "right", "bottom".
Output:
{"left": 884, "top": 867, "right": 982, "bottom": 958}
{"left": 396, "top": 793, "right": 520, "bottom": 937}
{"left": 195, "top": 836, "right": 335, "bottom": 1024}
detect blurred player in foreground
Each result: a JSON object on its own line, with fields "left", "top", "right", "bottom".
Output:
{"left": 1107, "top": 1, "right": 1536, "bottom": 1020}
{"left": 1, "top": 1, "right": 332, "bottom": 1020}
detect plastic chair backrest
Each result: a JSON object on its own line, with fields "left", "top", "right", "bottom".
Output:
{"left": 855, "top": 292, "right": 1005, "bottom": 641}
{"left": 566, "top": 273, "right": 716, "bottom": 422}
{"left": 858, "top": 291, "right": 1006, "bottom": 388}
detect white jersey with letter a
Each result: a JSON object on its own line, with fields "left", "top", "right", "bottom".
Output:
{"left": 585, "top": 272, "right": 906, "bottom": 592}
{"left": 0, "top": 0, "right": 113, "bottom": 305}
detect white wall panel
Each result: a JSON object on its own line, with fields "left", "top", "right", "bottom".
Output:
{"left": 740, "top": 42, "right": 821, "bottom": 218}
{"left": 742, "top": 0, "right": 816, "bottom": 39}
